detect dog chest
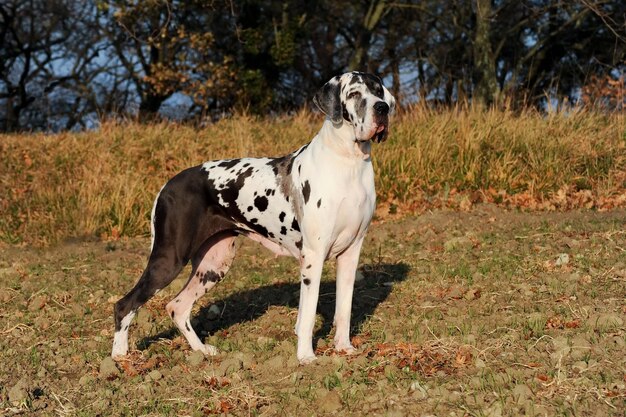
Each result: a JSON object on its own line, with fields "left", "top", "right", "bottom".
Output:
{"left": 295, "top": 153, "right": 376, "bottom": 257}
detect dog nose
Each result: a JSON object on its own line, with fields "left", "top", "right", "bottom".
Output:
{"left": 374, "top": 101, "right": 389, "bottom": 115}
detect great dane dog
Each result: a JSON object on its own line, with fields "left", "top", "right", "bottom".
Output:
{"left": 111, "top": 71, "right": 396, "bottom": 364}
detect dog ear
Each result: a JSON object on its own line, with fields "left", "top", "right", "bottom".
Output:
{"left": 382, "top": 85, "right": 396, "bottom": 115}
{"left": 313, "top": 77, "right": 342, "bottom": 124}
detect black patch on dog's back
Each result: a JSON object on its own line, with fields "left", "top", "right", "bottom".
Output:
{"left": 202, "top": 165, "right": 274, "bottom": 239}
{"left": 217, "top": 159, "right": 241, "bottom": 169}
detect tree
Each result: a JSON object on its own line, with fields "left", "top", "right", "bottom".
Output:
{"left": 0, "top": 0, "right": 103, "bottom": 131}
{"left": 1, "top": 0, "right": 624, "bottom": 132}
{"left": 99, "top": 0, "right": 234, "bottom": 119}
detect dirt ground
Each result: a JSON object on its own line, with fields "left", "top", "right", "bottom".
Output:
{"left": 1, "top": 205, "right": 625, "bottom": 416}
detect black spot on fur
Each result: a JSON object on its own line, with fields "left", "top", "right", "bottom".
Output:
{"left": 362, "top": 73, "right": 384, "bottom": 98}
{"left": 265, "top": 189, "right": 273, "bottom": 196}
{"left": 247, "top": 206, "right": 253, "bottom": 212}
{"left": 250, "top": 218, "right": 258, "bottom": 223}
{"left": 291, "top": 218, "right": 300, "bottom": 232}
{"left": 216, "top": 166, "right": 253, "bottom": 215}
{"left": 303, "top": 278, "right": 311, "bottom": 285}
{"left": 185, "top": 322, "right": 191, "bottom": 332}
{"left": 253, "top": 224, "right": 269, "bottom": 237}
{"left": 171, "top": 311, "right": 175, "bottom": 319}
{"left": 306, "top": 264, "right": 311, "bottom": 269}
{"left": 217, "top": 159, "right": 240, "bottom": 169}
{"left": 349, "top": 74, "right": 362, "bottom": 85}
{"left": 254, "top": 195, "right": 268, "bottom": 212}
{"left": 357, "top": 98, "right": 367, "bottom": 120}
{"left": 298, "top": 165, "right": 301, "bottom": 175}
{"left": 279, "top": 212, "right": 286, "bottom": 222}
{"left": 302, "top": 180, "right": 311, "bottom": 204}
{"left": 280, "top": 226, "right": 287, "bottom": 235}
{"left": 201, "top": 271, "right": 221, "bottom": 284}
{"left": 317, "top": 198, "right": 321, "bottom": 208}
{"left": 267, "top": 154, "right": 295, "bottom": 177}
{"left": 295, "top": 238, "right": 303, "bottom": 250}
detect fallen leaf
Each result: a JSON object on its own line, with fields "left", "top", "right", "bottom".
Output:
{"left": 536, "top": 373, "right": 551, "bottom": 382}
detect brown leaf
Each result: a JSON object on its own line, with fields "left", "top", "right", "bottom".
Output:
{"left": 464, "top": 288, "right": 481, "bottom": 300}
{"left": 455, "top": 347, "right": 473, "bottom": 366}
{"left": 536, "top": 373, "right": 551, "bottom": 382}
{"left": 351, "top": 335, "right": 366, "bottom": 348}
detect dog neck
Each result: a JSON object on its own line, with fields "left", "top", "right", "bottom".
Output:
{"left": 319, "top": 119, "right": 372, "bottom": 161}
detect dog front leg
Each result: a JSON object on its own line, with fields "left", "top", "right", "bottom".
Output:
{"left": 295, "top": 249, "right": 324, "bottom": 364}
{"left": 333, "top": 237, "right": 363, "bottom": 354}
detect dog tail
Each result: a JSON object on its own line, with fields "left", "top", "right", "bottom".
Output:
{"left": 149, "top": 183, "right": 166, "bottom": 253}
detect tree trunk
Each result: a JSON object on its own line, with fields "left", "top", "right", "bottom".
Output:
{"left": 349, "top": 0, "right": 387, "bottom": 71}
{"left": 137, "top": 44, "right": 167, "bottom": 120}
{"left": 137, "top": 93, "right": 167, "bottom": 120}
{"left": 472, "top": 0, "right": 499, "bottom": 106}
{"left": 4, "top": 96, "right": 17, "bottom": 132}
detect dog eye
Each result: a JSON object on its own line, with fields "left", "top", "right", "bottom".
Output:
{"left": 347, "top": 92, "right": 361, "bottom": 100}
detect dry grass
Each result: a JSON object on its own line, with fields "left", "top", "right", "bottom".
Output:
{"left": 1, "top": 107, "right": 624, "bottom": 245}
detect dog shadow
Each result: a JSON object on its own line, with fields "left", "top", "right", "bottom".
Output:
{"left": 137, "top": 262, "right": 410, "bottom": 350}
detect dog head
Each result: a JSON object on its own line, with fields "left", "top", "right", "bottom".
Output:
{"left": 313, "top": 71, "right": 396, "bottom": 143}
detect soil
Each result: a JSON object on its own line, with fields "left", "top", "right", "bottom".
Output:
{"left": 1, "top": 205, "right": 625, "bottom": 416}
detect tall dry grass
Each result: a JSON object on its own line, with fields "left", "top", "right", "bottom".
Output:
{"left": 1, "top": 107, "right": 624, "bottom": 245}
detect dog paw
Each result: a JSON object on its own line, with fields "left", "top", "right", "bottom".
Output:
{"left": 298, "top": 355, "right": 318, "bottom": 365}
{"left": 334, "top": 343, "right": 357, "bottom": 355}
{"left": 111, "top": 346, "right": 128, "bottom": 360}
{"left": 199, "top": 344, "right": 218, "bottom": 356}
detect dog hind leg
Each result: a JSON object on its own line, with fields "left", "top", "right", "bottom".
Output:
{"left": 166, "top": 232, "right": 237, "bottom": 355}
{"left": 112, "top": 178, "right": 209, "bottom": 359}
{"left": 112, "top": 251, "right": 185, "bottom": 358}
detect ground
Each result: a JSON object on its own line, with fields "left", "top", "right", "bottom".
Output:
{"left": 1, "top": 205, "right": 625, "bottom": 416}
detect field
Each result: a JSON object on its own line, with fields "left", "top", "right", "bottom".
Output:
{"left": 1, "top": 207, "right": 625, "bottom": 416}
{"left": 1, "top": 109, "right": 625, "bottom": 416}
